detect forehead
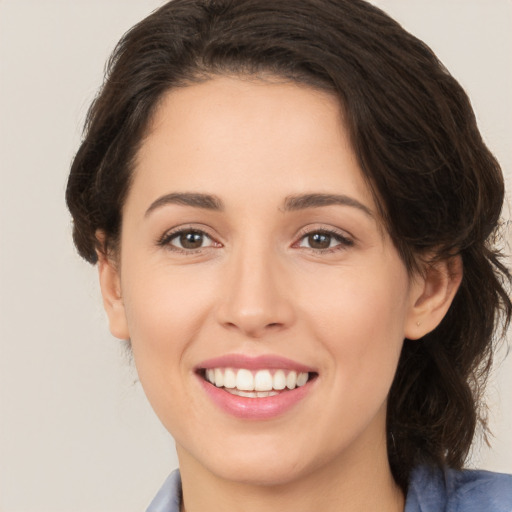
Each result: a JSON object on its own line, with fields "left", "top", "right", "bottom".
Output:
{"left": 130, "top": 76, "right": 375, "bottom": 213}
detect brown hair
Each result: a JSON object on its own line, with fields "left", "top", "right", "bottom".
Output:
{"left": 66, "top": 0, "right": 511, "bottom": 489}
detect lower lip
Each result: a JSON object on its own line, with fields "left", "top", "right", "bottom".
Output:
{"left": 198, "top": 376, "right": 314, "bottom": 420}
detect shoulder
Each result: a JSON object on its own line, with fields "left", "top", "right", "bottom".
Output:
{"left": 405, "top": 465, "right": 512, "bottom": 512}
{"left": 145, "top": 466, "right": 512, "bottom": 512}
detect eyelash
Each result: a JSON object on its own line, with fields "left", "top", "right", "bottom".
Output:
{"left": 294, "top": 228, "right": 354, "bottom": 253}
{"left": 157, "top": 226, "right": 354, "bottom": 254}
{"left": 157, "top": 226, "right": 219, "bottom": 255}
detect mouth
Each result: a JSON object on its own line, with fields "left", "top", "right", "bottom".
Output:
{"left": 195, "top": 355, "right": 318, "bottom": 419}
{"left": 198, "top": 367, "right": 316, "bottom": 398}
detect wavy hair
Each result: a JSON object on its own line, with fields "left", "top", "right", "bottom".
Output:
{"left": 66, "top": 0, "right": 511, "bottom": 489}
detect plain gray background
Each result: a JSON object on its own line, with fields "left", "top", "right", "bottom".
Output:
{"left": 0, "top": 1, "right": 511, "bottom": 511}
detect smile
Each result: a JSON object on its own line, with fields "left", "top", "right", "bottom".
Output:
{"left": 204, "top": 368, "right": 311, "bottom": 397}
{"left": 196, "top": 355, "right": 317, "bottom": 419}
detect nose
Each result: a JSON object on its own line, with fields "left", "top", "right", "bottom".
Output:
{"left": 215, "top": 245, "right": 296, "bottom": 338}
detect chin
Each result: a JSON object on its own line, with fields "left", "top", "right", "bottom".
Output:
{"left": 209, "top": 455, "right": 310, "bottom": 487}
{"left": 193, "top": 432, "right": 340, "bottom": 488}
{"left": 176, "top": 433, "right": 313, "bottom": 487}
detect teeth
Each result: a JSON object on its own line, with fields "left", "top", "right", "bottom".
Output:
{"left": 214, "top": 368, "right": 224, "bottom": 387}
{"left": 297, "top": 372, "right": 308, "bottom": 387}
{"left": 286, "top": 371, "right": 297, "bottom": 389}
{"left": 229, "top": 389, "right": 256, "bottom": 398}
{"left": 204, "top": 367, "right": 310, "bottom": 393}
{"left": 254, "top": 370, "right": 273, "bottom": 391}
{"left": 236, "top": 369, "right": 254, "bottom": 391}
{"left": 257, "top": 391, "right": 279, "bottom": 397}
{"left": 226, "top": 389, "right": 280, "bottom": 398}
{"left": 223, "top": 368, "right": 236, "bottom": 389}
{"left": 273, "top": 370, "right": 286, "bottom": 390}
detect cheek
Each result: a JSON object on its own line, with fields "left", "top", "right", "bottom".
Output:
{"left": 305, "top": 260, "right": 409, "bottom": 332}
{"left": 302, "top": 262, "right": 409, "bottom": 397}
{"left": 121, "top": 266, "right": 215, "bottom": 376}
{"left": 119, "top": 268, "right": 217, "bottom": 434}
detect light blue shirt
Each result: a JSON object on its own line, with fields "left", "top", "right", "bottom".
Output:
{"left": 146, "top": 465, "right": 512, "bottom": 512}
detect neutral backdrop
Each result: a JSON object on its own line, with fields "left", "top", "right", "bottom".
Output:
{"left": 0, "top": 1, "right": 511, "bottom": 511}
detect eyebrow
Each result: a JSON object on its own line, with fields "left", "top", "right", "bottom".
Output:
{"left": 144, "top": 191, "right": 373, "bottom": 218}
{"left": 283, "top": 193, "right": 373, "bottom": 217}
{"left": 145, "top": 192, "right": 224, "bottom": 217}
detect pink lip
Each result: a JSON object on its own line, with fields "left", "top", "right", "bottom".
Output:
{"left": 198, "top": 377, "right": 315, "bottom": 420}
{"left": 197, "top": 354, "right": 315, "bottom": 373}
{"left": 195, "top": 354, "right": 317, "bottom": 420}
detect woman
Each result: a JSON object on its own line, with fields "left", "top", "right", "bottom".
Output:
{"left": 66, "top": 0, "right": 512, "bottom": 510}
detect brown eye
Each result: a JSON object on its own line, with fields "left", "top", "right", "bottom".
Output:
{"left": 165, "top": 230, "right": 215, "bottom": 250}
{"left": 298, "top": 230, "right": 353, "bottom": 251}
{"left": 179, "top": 231, "right": 204, "bottom": 249}
{"left": 307, "top": 233, "right": 332, "bottom": 249}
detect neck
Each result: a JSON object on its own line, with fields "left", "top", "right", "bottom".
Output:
{"left": 177, "top": 428, "right": 404, "bottom": 512}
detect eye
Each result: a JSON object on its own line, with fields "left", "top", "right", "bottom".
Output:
{"left": 160, "top": 229, "right": 217, "bottom": 251}
{"left": 297, "top": 230, "right": 353, "bottom": 251}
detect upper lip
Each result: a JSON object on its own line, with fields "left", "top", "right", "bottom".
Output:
{"left": 196, "top": 354, "right": 316, "bottom": 373}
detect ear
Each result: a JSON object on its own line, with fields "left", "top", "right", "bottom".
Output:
{"left": 404, "top": 255, "right": 463, "bottom": 340}
{"left": 96, "top": 234, "right": 130, "bottom": 340}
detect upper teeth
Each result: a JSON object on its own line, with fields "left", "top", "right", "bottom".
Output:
{"left": 205, "top": 368, "right": 309, "bottom": 391}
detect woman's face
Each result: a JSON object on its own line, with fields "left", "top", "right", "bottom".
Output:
{"left": 101, "top": 76, "right": 427, "bottom": 485}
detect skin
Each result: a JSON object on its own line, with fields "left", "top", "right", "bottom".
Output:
{"left": 97, "top": 76, "right": 461, "bottom": 512}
